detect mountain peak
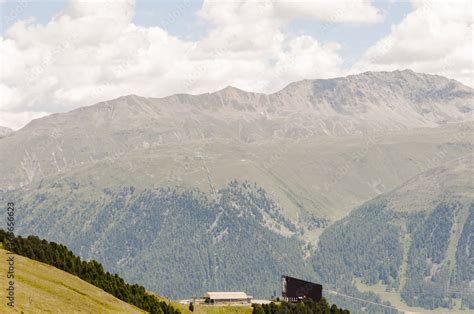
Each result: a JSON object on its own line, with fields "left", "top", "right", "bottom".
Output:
{"left": 7, "top": 70, "right": 473, "bottom": 144}
{"left": 216, "top": 85, "right": 251, "bottom": 96}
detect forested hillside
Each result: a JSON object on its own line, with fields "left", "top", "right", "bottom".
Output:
{"left": 10, "top": 180, "right": 313, "bottom": 298}
{"left": 312, "top": 157, "right": 473, "bottom": 310}
{"left": 8, "top": 157, "right": 473, "bottom": 312}
{"left": 252, "top": 298, "right": 349, "bottom": 314}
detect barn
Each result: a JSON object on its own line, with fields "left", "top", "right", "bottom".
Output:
{"left": 204, "top": 292, "right": 252, "bottom": 304}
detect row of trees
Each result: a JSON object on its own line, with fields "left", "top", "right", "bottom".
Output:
{"left": 453, "top": 205, "right": 474, "bottom": 309}
{"left": 252, "top": 298, "right": 349, "bottom": 314}
{"left": 0, "top": 230, "right": 179, "bottom": 314}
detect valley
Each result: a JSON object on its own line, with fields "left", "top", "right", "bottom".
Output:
{"left": 1, "top": 70, "right": 472, "bottom": 312}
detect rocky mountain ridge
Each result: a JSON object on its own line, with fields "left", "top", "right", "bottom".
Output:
{"left": 0, "top": 126, "right": 13, "bottom": 138}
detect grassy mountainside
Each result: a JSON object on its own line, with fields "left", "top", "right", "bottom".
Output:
{"left": 3, "top": 122, "right": 472, "bottom": 230}
{"left": 313, "top": 156, "right": 474, "bottom": 311}
{"left": 0, "top": 71, "right": 472, "bottom": 225}
{"left": 0, "top": 249, "right": 144, "bottom": 313}
{"left": 0, "top": 230, "right": 180, "bottom": 314}
{"left": 5, "top": 157, "right": 473, "bottom": 307}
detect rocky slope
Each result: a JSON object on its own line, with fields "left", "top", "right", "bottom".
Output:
{"left": 0, "top": 70, "right": 472, "bottom": 189}
{"left": 0, "top": 126, "right": 13, "bottom": 138}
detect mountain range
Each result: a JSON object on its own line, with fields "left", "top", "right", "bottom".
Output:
{"left": 1, "top": 70, "right": 472, "bottom": 312}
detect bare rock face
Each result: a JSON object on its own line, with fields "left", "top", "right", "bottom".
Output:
{"left": 12, "top": 70, "right": 474, "bottom": 140}
{"left": 274, "top": 70, "right": 472, "bottom": 132}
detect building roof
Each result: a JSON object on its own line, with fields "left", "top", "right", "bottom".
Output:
{"left": 204, "top": 292, "right": 248, "bottom": 300}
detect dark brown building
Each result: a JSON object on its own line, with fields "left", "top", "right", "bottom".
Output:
{"left": 281, "top": 275, "right": 322, "bottom": 301}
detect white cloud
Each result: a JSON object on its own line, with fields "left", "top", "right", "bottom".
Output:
{"left": 199, "top": 0, "right": 383, "bottom": 25}
{"left": 352, "top": 0, "right": 473, "bottom": 86}
{"left": 2, "top": 0, "right": 383, "bottom": 129}
{"left": 66, "top": 0, "right": 135, "bottom": 22}
{"left": 273, "top": 0, "right": 384, "bottom": 23}
{"left": 0, "top": 110, "right": 49, "bottom": 130}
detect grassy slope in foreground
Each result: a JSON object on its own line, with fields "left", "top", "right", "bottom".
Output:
{"left": 0, "top": 249, "right": 144, "bottom": 313}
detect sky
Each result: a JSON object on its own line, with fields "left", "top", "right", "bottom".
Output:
{"left": 0, "top": 0, "right": 472, "bottom": 130}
